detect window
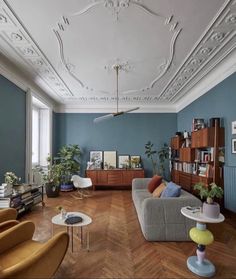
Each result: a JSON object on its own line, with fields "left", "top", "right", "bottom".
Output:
{"left": 32, "top": 97, "right": 50, "bottom": 167}
{"left": 32, "top": 108, "right": 39, "bottom": 164}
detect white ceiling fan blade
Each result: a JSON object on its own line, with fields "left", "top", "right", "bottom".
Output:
{"left": 93, "top": 113, "right": 114, "bottom": 123}
{"left": 123, "top": 107, "right": 140, "bottom": 113}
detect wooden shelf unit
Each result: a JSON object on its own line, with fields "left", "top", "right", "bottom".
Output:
{"left": 170, "top": 124, "right": 224, "bottom": 194}
{"left": 86, "top": 169, "right": 145, "bottom": 190}
{"left": 0, "top": 185, "right": 44, "bottom": 215}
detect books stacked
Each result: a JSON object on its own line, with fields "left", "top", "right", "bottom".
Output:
{"left": 0, "top": 183, "right": 13, "bottom": 197}
{"left": 0, "top": 198, "right": 10, "bottom": 208}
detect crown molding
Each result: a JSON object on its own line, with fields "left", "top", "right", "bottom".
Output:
{"left": 54, "top": 104, "right": 177, "bottom": 113}
{"left": 159, "top": 0, "right": 236, "bottom": 102}
{"left": 0, "top": 53, "right": 58, "bottom": 108}
{"left": 175, "top": 47, "right": 236, "bottom": 112}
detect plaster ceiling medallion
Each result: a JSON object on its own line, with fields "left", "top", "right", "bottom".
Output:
{"left": 160, "top": 0, "right": 236, "bottom": 103}
{"left": 54, "top": 0, "right": 182, "bottom": 97}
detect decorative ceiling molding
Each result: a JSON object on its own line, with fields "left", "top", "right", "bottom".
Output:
{"left": 0, "top": 0, "right": 73, "bottom": 99}
{"left": 159, "top": 0, "right": 236, "bottom": 103}
{"left": 175, "top": 47, "right": 236, "bottom": 112}
{"left": 54, "top": 0, "right": 181, "bottom": 96}
{"left": 0, "top": 0, "right": 234, "bottom": 112}
{"left": 54, "top": 103, "right": 177, "bottom": 114}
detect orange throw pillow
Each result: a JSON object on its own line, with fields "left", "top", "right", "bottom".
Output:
{"left": 152, "top": 182, "right": 166, "bottom": 197}
{"left": 148, "top": 175, "right": 162, "bottom": 193}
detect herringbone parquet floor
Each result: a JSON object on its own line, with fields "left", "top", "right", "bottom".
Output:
{"left": 20, "top": 190, "right": 236, "bottom": 279}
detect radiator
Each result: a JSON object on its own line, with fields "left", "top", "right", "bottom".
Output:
{"left": 224, "top": 166, "right": 236, "bottom": 213}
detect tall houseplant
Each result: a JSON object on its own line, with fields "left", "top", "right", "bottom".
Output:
{"left": 145, "top": 141, "right": 169, "bottom": 177}
{"left": 57, "top": 144, "right": 81, "bottom": 191}
{"left": 194, "top": 182, "right": 223, "bottom": 218}
{"left": 42, "top": 156, "right": 63, "bottom": 197}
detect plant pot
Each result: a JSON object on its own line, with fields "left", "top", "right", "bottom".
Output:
{"left": 45, "top": 183, "right": 60, "bottom": 198}
{"left": 202, "top": 201, "right": 220, "bottom": 219}
{"left": 60, "top": 183, "right": 73, "bottom": 192}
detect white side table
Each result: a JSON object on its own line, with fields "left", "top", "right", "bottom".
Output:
{"left": 181, "top": 206, "right": 224, "bottom": 277}
{"left": 52, "top": 211, "right": 92, "bottom": 252}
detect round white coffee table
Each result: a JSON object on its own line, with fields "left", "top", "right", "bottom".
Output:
{"left": 52, "top": 211, "right": 92, "bottom": 252}
{"left": 181, "top": 206, "right": 224, "bottom": 277}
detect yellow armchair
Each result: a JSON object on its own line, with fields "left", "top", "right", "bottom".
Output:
{"left": 0, "top": 221, "right": 69, "bottom": 278}
{"left": 0, "top": 208, "right": 17, "bottom": 222}
{"left": 0, "top": 208, "right": 19, "bottom": 233}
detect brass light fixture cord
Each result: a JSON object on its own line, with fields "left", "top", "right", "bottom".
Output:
{"left": 115, "top": 65, "right": 119, "bottom": 113}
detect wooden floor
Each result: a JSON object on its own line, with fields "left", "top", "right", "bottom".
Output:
{"left": 20, "top": 190, "right": 236, "bottom": 279}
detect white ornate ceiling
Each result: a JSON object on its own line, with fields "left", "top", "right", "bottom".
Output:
{"left": 0, "top": 0, "right": 236, "bottom": 112}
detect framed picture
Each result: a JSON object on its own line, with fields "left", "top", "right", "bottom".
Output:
{"left": 103, "top": 151, "right": 117, "bottom": 169}
{"left": 232, "top": 121, "right": 236, "bottom": 135}
{"left": 232, "top": 139, "right": 236, "bottom": 154}
{"left": 118, "top": 155, "right": 130, "bottom": 168}
{"left": 192, "top": 118, "right": 205, "bottom": 131}
{"left": 90, "top": 151, "right": 103, "bottom": 169}
{"left": 130, "top": 155, "right": 141, "bottom": 168}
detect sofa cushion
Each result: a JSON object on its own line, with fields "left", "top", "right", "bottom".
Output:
{"left": 152, "top": 182, "right": 166, "bottom": 197}
{"left": 161, "top": 181, "right": 181, "bottom": 197}
{"left": 147, "top": 175, "right": 162, "bottom": 193}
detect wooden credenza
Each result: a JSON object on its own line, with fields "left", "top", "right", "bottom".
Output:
{"left": 86, "top": 169, "right": 145, "bottom": 190}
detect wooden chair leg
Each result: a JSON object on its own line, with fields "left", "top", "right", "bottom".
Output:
{"left": 70, "top": 189, "right": 83, "bottom": 200}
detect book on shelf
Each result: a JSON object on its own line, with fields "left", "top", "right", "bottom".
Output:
{"left": 21, "top": 192, "right": 32, "bottom": 200}
{"left": 0, "top": 198, "right": 10, "bottom": 208}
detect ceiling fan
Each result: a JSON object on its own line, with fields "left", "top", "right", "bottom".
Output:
{"left": 93, "top": 64, "right": 139, "bottom": 123}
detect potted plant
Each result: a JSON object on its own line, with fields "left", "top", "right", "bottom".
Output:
{"left": 145, "top": 141, "right": 169, "bottom": 177}
{"left": 193, "top": 182, "right": 224, "bottom": 218}
{"left": 57, "top": 144, "right": 81, "bottom": 191}
{"left": 42, "top": 156, "right": 62, "bottom": 198}
{"left": 4, "top": 172, "right": 21, "bottom": 185}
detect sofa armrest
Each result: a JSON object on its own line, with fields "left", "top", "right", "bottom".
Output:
{"left": 0, "top": 220, "right": 19, "bottom": 233}
{"left": 0, "top": 208, "right": 17, "bottom": 223}
{"left": 0, "top": 221, "right": 35, "bottom": 254}
{"left": 132, "top": 178, "right": 151, "bottom": 190}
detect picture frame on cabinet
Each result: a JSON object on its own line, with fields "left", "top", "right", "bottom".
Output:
{"left": 130, "top": 155, "right": 141, "bottom": 168}
{"left": 118, "top": 155, "right": 130, "bottom": 169}
{"left": 103, "top": 151, "right": 117, "bottom": 169}
{"left": 232, "top": 139, "right": 236, "bottom": 154}
{"left": 232, "top": 121, "right": 236, "bottom": 135}
{"left": 89, "top": 151, "right": 103, "bottom": 169}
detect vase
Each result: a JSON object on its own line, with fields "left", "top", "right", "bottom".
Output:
{"left": 60, "top": 209, "right": 67, "bottom": 219}
{"left": 202, "top": 202, "right": 220, "bottom": 219}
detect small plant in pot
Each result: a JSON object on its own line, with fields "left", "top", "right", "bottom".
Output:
{"left": 193, "top": 182, "right": 224, "bottom": 218}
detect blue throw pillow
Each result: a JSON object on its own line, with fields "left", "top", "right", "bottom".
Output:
{"left": 160, "top": 181, "right": 181, "bottom": 198}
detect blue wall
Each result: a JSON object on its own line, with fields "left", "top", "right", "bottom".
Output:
{"left": 54, "top": 113, "right": 177, "bottom": 178}
{"left": 0, "top": 75, "right": 26, "bottom": 183}
{"left": 178, "top": 72, "right": 236, "bottom": 212}
{"left": 178, "top": 72, "right": 236, "bottom": 167}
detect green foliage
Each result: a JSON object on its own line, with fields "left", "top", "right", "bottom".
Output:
{"left": 42, "top": 156, "right": 63, "bottom": 187}
{"left": 145, "top": 141, "right": 169, "bottom": 176}
{"left": 158, "top": 143, "right": 169, "bottom": 177}
{"left": 57, "top": 144, "right": 81, "bottom": 184}
{"left": 193, "top": 182, "right": 224, "bottom": 204}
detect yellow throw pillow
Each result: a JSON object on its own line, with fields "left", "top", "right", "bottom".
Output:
{"left": 152, "top": 182, "right": 166, "bottom": 197}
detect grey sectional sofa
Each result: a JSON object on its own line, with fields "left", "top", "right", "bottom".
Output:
{"left": 132, "top": 178, "right": 202, "bottom": 241}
